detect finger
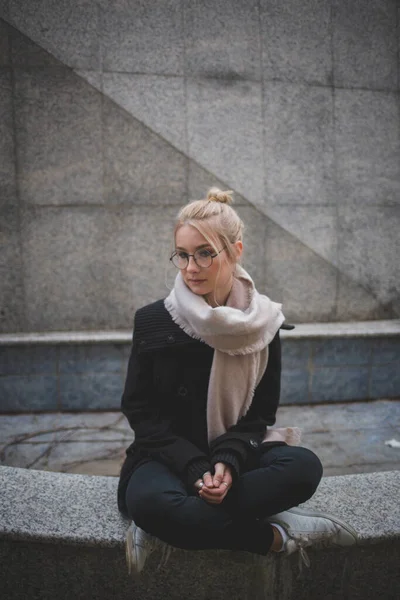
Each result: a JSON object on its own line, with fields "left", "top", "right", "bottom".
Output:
{"left": 202, "top": 471, "right": 214, "bottom": 488}
{"left": 222, "top": 471, "right": 233, "bottom": 488}
{"left": 199, "top": 486, "right": 226, "bottom": 499}
{"left": 212, "top": 463, "right": 225, "bottom": 488}
{"left": 201, "top": 488, "right": 225, "bottom": 498}
{"left": 200, "top": 487, "right": 229, "bottom": 504}
{"left": 221, "top": 481, "right": 232, "bottom": 492}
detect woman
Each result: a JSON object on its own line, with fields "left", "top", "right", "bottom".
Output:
{"left": 117, "top": 188, "right": 357, "bottom": 576}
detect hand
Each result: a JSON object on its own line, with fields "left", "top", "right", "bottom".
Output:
{"left": 194, "top": 470, "right": 213, "bottom": 494}
{"left": 197, "top": 463, "right": 233, "bottom": 505}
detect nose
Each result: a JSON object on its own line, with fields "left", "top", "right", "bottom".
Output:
{"left": 186, "top": 255, "right": 200, "bottom": 273}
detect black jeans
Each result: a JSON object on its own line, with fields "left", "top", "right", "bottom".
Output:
{"left": 125, "top": 445, "right": 323, "bottom": 556}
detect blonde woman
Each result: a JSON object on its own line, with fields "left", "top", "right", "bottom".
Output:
{"left": 118, "top": 189, "right": 357, "bottom": 575}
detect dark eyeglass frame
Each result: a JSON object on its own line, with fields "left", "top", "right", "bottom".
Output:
{"left": 169, "top": 246, "right": 227, "bottom": 269}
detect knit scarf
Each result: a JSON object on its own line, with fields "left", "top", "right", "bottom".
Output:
{"left": 164, "top": 265, "right": 301, "bottom": 445}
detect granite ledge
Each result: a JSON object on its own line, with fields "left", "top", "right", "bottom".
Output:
{"left": 0, "top": 466, "right": 399, "bottom": 549}
{"left": 0, "top": 467, "right": 127, "bottom": 548}
{"left": 0, "top": 331, "right": 133, "bottom": 346}
{"left": 1, "top": 320, "right": 399, "bottom": 345}
{"left": 286, "top": 320, "right": 400, "bottom": 340}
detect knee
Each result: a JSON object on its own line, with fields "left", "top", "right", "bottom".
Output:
{"left": 264, "top": 445, "right": 323, "bottom": 489}
{"left": 127, "top": 486, "right": 186, "bottom": 524}
{"left": 291, "top": 446, "right": 323, "bottom": 490}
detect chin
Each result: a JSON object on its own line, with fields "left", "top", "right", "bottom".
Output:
{"left": 186, "top": 281, "right": 212, "bottom": 296}
{"left": 190, "top": 286, "right": 210, "bottom": 296}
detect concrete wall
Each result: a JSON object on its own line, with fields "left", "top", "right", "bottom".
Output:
{"left": 0, "top": 1, "right": 399, "bottom": 333}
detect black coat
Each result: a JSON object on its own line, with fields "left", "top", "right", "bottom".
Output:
{"left": 117, "top": 299, "right": 287, "bottom": 517}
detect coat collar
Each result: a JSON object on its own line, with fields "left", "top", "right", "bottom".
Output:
{"left": 133, "top": 299, "right": 202, "bottom": 353}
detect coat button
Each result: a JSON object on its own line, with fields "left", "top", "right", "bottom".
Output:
{"left": 166, "top": 335, "right": 175, "bottom": 344}
{"left": 249, "top": 439, "right": 259, "bottom": 448}
{"left": 178, "top": 385, "right": 188, "bottom": 397}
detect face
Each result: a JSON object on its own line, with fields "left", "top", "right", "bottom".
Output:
{"left": 174, "top": 224, "right": 242, "bottom": 305}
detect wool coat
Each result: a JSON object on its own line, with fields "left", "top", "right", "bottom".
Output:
{"left": 117, "top": 299, "right": 290, "bottom": 518}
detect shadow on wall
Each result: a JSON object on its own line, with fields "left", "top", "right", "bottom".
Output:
{"left": 0, "top": 17, "right": 398, "bottom": 334}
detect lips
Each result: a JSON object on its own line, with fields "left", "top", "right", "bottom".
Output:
{"left": 188, "top": 279, "right": 206, "bottom": 283}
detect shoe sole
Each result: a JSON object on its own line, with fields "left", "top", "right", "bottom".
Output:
{"left": 286, "top": 506, "right": 358, "bottom": 544}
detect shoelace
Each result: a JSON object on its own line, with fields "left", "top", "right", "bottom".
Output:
{"left": 286, "top": 537, "right": 310, "bottom": 573}
{"left": 288, "top": 528, "right": 337, "bottom": 574}
{"left": 297, "top": 543, "right": 311, "bottom": 572}
{"left": 156, "top": 542, "right": 175, "bottom": 570}
{"left": 145, "top": 535, "right": 176, "bottom": 570}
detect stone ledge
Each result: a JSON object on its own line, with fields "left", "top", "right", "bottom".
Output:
{"left": 0, "top": 466, "right": 399, "bottom": 600}
{"left": 283, "top": 319, "right": 400, "bottom": 340}
{"left": 0, "top": 330, "right": 133, "bottom": 346}
{"left": 1, "top": 319, "right": 400, "bottom": 345}
{"left": 0, "top": 466, "right": 126, "bottom": 548}
{"left": 1, "top": 466, "right": 399, "bottom": 546}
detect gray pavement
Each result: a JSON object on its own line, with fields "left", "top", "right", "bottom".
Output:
{"left": 0, "top": 399, "right": 399, "bottom": 477}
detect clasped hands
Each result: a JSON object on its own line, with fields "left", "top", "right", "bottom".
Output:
{"left": 194, "top": 462, "right": 233, "bottom": 504}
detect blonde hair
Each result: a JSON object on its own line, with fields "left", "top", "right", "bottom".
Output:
{"left": 174, "top": 187, "right": 244, "bottom": 262}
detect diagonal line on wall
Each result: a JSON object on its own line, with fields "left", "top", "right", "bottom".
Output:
{"left": 2, "top": 16, "right": 397, "bottom": 318}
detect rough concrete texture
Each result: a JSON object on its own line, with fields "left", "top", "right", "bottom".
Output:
{"left": 103, "top": 72, "right": 187, "bottom": 151}
{"left": 266, "top": 204, "right": 338, "bottom": 265}
{"left": 0, "top": 466, "right": 399, "bottom": 600}
{"left": 14, "top": 67, "right": 103, "bottom": 206}
{"left": 100, "top": 0, "right": 184, "bottom": 75}
{"left": 20, "top": 205, "right": 178, "bottom": 331}
{"left": 8, "top": 0, "right": 100, "bottom": 69}
{"left": 332, "top": 0, "right": 398, "bottom": 90}
{"left": 260, "top": 0, "right": 332, "bottom": 85}
{"left": 335, "top": 89, "right": 400, "bottom": 206}
{"left": 263, "top": 82, "right": 335, "bottom": 208}
{"left": 338, "top": 204, "right": 400, "bottom": 318}
{"left": 185, "top": 0, "right": 261, "bottom": 81}
{"left": 0, "top": 9, "right": 399, "bottom": 333}
{"left": 187, "top": 77, "right": 265, "bottom": 207}
{"left": 102, "top": 96, "right": 187, "bottom": 205}
{"left": 0, "top": 66, "right": 15, "bottom": 204}
{"left": 0, "top": 206, "right": 25, "bottom": 334}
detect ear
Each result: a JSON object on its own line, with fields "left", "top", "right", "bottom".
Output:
{"left": 233, "top": 240, "right": 243, "bottom": 261}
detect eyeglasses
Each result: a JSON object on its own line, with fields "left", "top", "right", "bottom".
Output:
{"left": 170, "top": 247, "right": 226, "bottom": 269}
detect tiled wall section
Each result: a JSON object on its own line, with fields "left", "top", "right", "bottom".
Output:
{"left": 282, "top": 337, "right": 400, "bottom": 404}
{"left": 0, "top": 344, "right": 131, "bottom": 412}
{"left": 0, "top": 337, "right": 399, "bottom": 412}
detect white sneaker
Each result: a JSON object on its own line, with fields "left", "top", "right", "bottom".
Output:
{"left": 269, "top": 506, "right": 358, "bottom": 568}
{"left": 125, "top": 522, "right": 173, "bottom": 577}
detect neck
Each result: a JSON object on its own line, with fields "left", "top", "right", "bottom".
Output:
{"left": 204, "top": 278, "right": 233, "bottom": 308}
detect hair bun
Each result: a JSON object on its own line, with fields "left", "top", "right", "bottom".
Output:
{"left": 207, "top": 187, "right": 233, "bottom": 205}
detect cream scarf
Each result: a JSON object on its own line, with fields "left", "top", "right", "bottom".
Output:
{"left": 164, "top": 264, "right": 301, "bottom": 445}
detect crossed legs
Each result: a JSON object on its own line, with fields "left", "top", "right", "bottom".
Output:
{"left": 125, "top": 445, "right": 323, "bottom": 556}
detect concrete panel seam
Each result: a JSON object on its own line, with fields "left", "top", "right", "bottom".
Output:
{"left": 8, "top": 24, "right": 26, "bottom": 332}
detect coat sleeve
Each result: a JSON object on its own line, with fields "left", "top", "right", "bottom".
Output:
{"left": 121, "top": 316, "right": 211, "bottom": 484}
{"left": 209, "top": 330, "right": 283, "bottom": 478}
